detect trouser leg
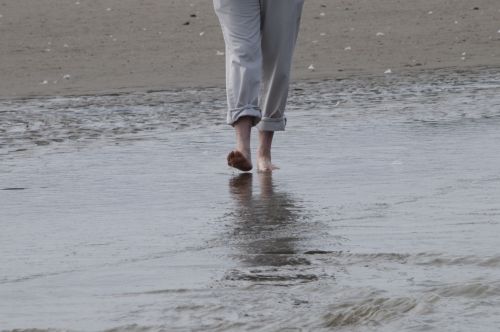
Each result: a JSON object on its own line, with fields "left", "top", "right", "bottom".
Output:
{"left": 213, "top": 0, "right": 262, "bottom": 127}
{"left": 257, "top": 0, "right": 304, "bottom": 132}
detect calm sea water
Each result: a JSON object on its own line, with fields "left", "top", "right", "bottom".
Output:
{"left": 1, "top": 68, "right": 500, "bottom": 331}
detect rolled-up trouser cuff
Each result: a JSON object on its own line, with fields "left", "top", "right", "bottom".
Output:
{"left": 227, "top": 105, "right": 262, "bottom": 127}
{"left": 257, "top": 116, "right": 287, "bottom": 131}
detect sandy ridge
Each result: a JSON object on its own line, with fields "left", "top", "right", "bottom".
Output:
{"left": 0, "top": 0, "right": 499, "bottom": 98}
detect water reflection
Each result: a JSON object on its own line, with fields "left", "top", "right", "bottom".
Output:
{"left": 228, "top": 173, "right": 310, "bottom": 267}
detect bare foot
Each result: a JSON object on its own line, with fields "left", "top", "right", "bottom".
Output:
{"left": 257, "top": 155, "right": 279, "bottom": 172}
{"left": 227, "top": 150, "right": 252, "bottom": 172}
{"left": 257, "top": 130, "right": 278, "bottom": 172}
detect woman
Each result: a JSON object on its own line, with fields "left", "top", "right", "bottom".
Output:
{"left": 214, "top": 0, "right": 305, "bottom": 172}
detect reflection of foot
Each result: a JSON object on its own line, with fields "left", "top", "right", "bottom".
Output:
{"left": 257, "top": 156, "right": 279, "bottom": 172}
{"left": 229, "top": 173, "right": 253, "bottom": 198}
{"left": 227, "top": 150, "right": 252, "bottom": 172}
{"left": 258, "top": 171, "right": 274, "bottom": 198}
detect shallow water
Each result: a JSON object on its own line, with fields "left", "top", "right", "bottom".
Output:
{"left": 1, "top": 68, "right": 500, "bottom": 331}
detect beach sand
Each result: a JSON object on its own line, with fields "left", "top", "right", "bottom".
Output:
{"left": 0, "top": 0, "right": 499, "bottom": 98}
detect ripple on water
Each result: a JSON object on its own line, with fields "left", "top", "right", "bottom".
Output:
{"left": 324, "top": 295, "right": 425, "bottom": 328}
{"left": 322, "top": 280, "right": 500, "bottom": 329}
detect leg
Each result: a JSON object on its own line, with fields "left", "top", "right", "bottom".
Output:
{"left": 227, "top": 116, "right": 253, "bottom": 171}
{"left": 214, "top": 0, "right": 263, "bottom": 171}
{"left": 256, "top": 0, "right": 304, "bottom": 171}
{"left": 213, "top": 0, "right": 263, "bottom": 127}
{"left": 257, "top": 0, "right": 304, "bottom": 132}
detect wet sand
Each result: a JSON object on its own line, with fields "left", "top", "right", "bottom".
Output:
{"left": 1, "top": 68, "right": 500, "bottom": 331}
{"left": 1, "top": 0, "right": 500, "bottom": 98}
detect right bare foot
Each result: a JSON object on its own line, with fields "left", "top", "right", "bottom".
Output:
{"left": 257, "top": 155, "right": 279, "bottom": 172}
{"left": 227, "top": 150, "right": 253, "bottom": 172}
{"left": 257, "top": 130, "right": 277, "bottom": 172}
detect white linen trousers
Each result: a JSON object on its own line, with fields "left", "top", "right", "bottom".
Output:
{"left": 213, "top": 0, "right": 304, "bottom": 131}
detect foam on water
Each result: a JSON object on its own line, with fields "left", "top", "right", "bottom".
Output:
{"left": 1, "top": 68, "right": 500, "bottom": 331}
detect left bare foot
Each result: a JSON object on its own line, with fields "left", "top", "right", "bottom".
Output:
{"left": 227, "top": 150, "right": 253, "bottom": 172}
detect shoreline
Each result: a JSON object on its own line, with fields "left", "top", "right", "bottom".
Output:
{"left": 1, "top": 0, "right": 499, "bottom": 99}
{"left": 1, "top": 64, "right": 498, "bottom": 101}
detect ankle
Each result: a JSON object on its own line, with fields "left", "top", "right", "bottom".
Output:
{"left": 237, "top": 146, "right": 251, "bottom": 158}
{"left": 257, "top": 148, "right": 271, "bottom": 159}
